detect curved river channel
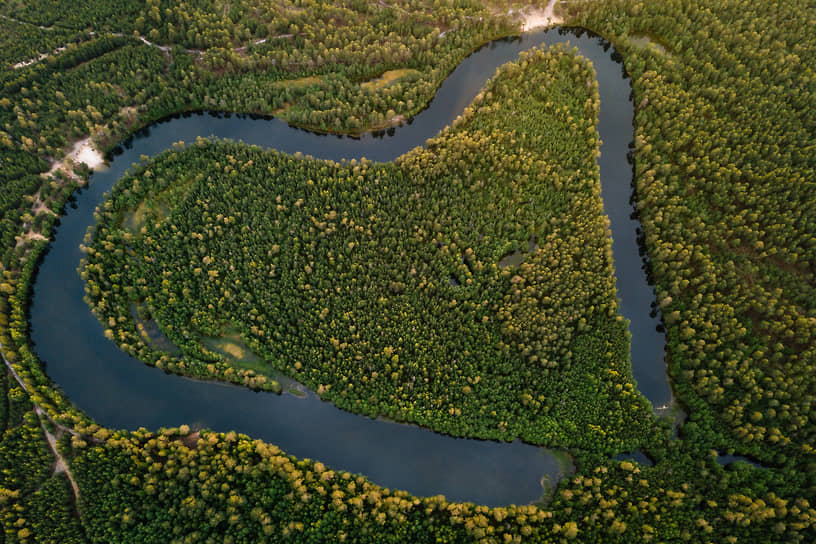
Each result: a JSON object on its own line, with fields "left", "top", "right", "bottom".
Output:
{"left": 30, "top": 27, "right": 671, "bottom": 506}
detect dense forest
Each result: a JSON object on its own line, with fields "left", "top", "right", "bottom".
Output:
{"left": 0, "top": 0, "right": 814, "bottom": 542}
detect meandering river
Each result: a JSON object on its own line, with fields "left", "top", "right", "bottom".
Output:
{"left": 29, "top": 27, "right": 671, "bottom": 506}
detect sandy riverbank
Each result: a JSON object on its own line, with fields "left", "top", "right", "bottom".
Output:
{"left": 46, "top": 137, "right": 107, "bottom": 178}
{"left": 517, "top": 0, "right": 564, "bottom": 31}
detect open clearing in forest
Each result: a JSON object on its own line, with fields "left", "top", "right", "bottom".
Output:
{"left": 517, "top": 0, "right": 564, "bottom": 31}
{"left": 121, "top": 176, "right": 196, "bottom": 233}
{"left": 629, "top": 34, "right": 670, "bottom": 55}
{"left": 201, "top": 331, "right": 264, "bottom": 368}
{"left": 360, "top": 68, "right": 420, "bottom": 91}
{"left": 46, "top": 137, "right": 106, "bottom": 178}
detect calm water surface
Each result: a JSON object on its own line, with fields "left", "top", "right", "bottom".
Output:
{"left": 30, "top": 27, "right": 670, "bottom": 506}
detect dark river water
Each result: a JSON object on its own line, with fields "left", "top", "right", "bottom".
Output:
{"left": 29, "top": 27, "right": 671, "bottom": 506}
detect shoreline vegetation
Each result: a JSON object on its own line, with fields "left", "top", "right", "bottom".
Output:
{"left": 0, "top": 0, "right": 814, "bottom": 542}
{"left": 46, "top": 137, "right": 106, "bottom": 177}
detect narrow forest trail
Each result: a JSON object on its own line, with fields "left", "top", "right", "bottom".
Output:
{"left": 34, "top": 406, "right": 81, "bottom": 502}
{"left": 3, "top": 12, "right": 312, "bottom": 68}
{"left": 5, "top": 5, "right": 546, "bottom": 71}
{"left": 1, "top": 14, "right": 64, "bottom": 69}
{"left": 1, "top": 343, "right": 83, "bottom": 507}
{"left": 0, "top": 13, "right": 54, "bottom": 31}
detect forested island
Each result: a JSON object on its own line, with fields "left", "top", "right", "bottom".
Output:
{"left": 1, "top": 0, "right": 814, "bottom": 542}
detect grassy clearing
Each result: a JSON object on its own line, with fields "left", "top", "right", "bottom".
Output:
{"left": 360, "top": 68, "right": 420, "bottom": 92}
{"left": 129, "top": 302, "right": 180, "bottom": 355}
{"left": 268, "top": 75, "right": 328, "bottom": 117}
{"left": 277, "top": 75, "right": 324, "bottom": 89}
{"left": 121, "top": 200, "right": 150, "bottom": 232}
{"left": 200, "top": 330, "right": 304, "bottom": 395}
{"left": 628, "top": 34, "right": 669, "bottom": 55}
{"left": 201, "top": 331, "right": 262, "bottom": 366}
{"left": 121, "top": 175, "right": 195, "bottom": 233}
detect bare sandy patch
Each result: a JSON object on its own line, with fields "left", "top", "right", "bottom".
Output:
{"left": 13, "top": 46, "right": 68, "bottom": 69}
{"left": 514, "top": 0, "right": 564, "bottom": 31}
{"left": 46, "top": 137, "right": 107, "bottom": 178}
{"left": 13, "top": 53, "right": 48, "bottom": 69}
{"left": 32, "top": 195, "right": 56, "bottom": 217}
{"left": 15, "top": 231, "right": 48, "bottom": 247}
{"left": 75, "top": 141, "right": 105, "bottom": 169}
